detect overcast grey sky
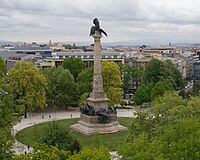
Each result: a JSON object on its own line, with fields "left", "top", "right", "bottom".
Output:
{"left": 0, "top": 0, "right": 200, "bottom": 44}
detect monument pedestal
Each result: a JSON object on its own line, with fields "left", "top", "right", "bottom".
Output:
{"left": 70, "top": 114, "right": 127, "bottom": 135}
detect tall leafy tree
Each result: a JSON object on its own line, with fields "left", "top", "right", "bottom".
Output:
{"left": 122, "top": 64, "right": 134, "bottom": 95}
{"left": 40, "top": 121, "right": 81, "bottom": 154}
{"left": 0, "top": 57, "right": 6, "bottom": 78}
{"left": 122, "top": 64, "right": 143, "bottom": 97}
{"left": 150, "top": 79, "right": 174, "bottom": 100}
{"left": 193, "top": 80, "right": 200, "bottom": 95}
{"left": 132, "top": 85, "right": 148, "bottom": 106}
{"left": 77, "top": 61, "right": 122, "bottom": 105}
{"left": 7, "top": 61, "right": 47, "bottom": 118}
{"left": 163, "top": 60, "right": 185, "bottom": 89}
{"left": 69, "top": 147, "right": 110, "bottom": 160}
{"left": 14, "top": 144, "right": 71, "bottom": 160}
{"left": 77, "top": 67, "right": 93, "bottom": 96}
{"left": 102, "top": 61, "right": 122, "bottom": 105}
{"left": 143, "top": 59, "right": 165, "bottom": 84}
{"left": 0, "top": 79, "right": 22, "bottom": 159}
{"left": 119, "top": 92, "right": 200, "bottom": 159}
{"left": 143, "top": 59, "right": 184, "bottom": 89}
{"left": 43, "top": 67, "right": 79, "bottom": 108}
{"left": 133, "top": 83, "right": 153, "bottom": 105}
{"left": 62, "top": 57, "right": 86, "bottom": 81}
{"left": 14, "top": 144, "right": 110, "bottom": 160}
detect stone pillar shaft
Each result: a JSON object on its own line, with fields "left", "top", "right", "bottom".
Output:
{"left": 93, "top": 31, "right": 103, "bottom": 93}
{"left": 87, "top": 31, "right": 108, "bottom": 111}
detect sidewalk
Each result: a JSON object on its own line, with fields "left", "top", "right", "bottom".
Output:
{"left": 13, "top": 108, "right": 136, "bottom": 155}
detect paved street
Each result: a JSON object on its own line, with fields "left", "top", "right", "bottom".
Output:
{"left": 13, "top": 108, "right": 137, "bottom": 155}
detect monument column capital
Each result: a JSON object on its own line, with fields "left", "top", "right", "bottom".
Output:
{"left": 92, "top": 31, "right": 102, "bottom": 39}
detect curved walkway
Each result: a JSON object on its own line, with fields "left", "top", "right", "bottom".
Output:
{"left": 13, "top": 108, "right": 137, "bottom": 156}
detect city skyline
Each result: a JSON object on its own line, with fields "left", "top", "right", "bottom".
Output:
{"left": 0, "top": 0, "right": 200, "bottom": 45}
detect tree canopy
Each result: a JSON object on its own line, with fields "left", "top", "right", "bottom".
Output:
{"left": 7, "top": 61, "right": 47, "bottom": 118}
{"left": 122, "top": 64, "right": 143, "bottom": 96}
{"left": 119, "top": 92, "right": 200, "bottom": 159}
{"left": 150, "top": 79, "right": 174, "bottom": 100}
{"left": 134, "top": 58, "right": 185, "bottom": 103}
{"left": 163, "top": 59, "right": 185, "bottom": 89}
{"left": 142, "top": 59, "right": 184, "bottom": 90}
{"left": 13, "top": 144, "right": 71, "bottom": 160}
{"left": 193, "top": 80, "right": 200, "bottom": 95}
{"left": 43, "top": 67, "right": 79, "bottom": 108}
{"left": 143, "top": 59, "right": 165, "bottom": 84}
{"left": 14, "top": 144, "right": 111, "bottom": 160}
{"left": 133, "top": 83, "right": 154, "bottom": 105}
{"left": 40, "top": 121, "right": 81, "bottom": 154}
{"left": 0, "top": 57, "right": 6, "bottom": 78}
{"left": 102, "top": 61, "right": 122, "bottom": 105}
{"left": 62, "top": 57, "right": 86, "bottom": 81}
{"left": 132, "top": 85, "right": 148, "bottom": 106}
{"left": 76, "top": 67, "right": 93, "bottom": 96}
{"left": 0, "top": 78, "right": 22, "bottom": 159}
{"left": 76, "top": 61, "right": 123, "bottom": 105}
{"left": 69, "top": 147, "right": 111, "bottom": 160}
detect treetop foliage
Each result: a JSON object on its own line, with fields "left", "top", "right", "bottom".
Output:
{"left": 14, "top": 144, "right": 111, "bottom": 160}
{"left": 42, "top": 67, "right": 79, "bottom": 108}
{"left": 102, "top": 61, "right": 122, "bottom": 105}
{"left": 62, "top": 57, "right": 86, "bottom": 81}
{"left": 119, "top": 91, "right": 200, "bottom": 159}
{"left": 0, "top": 57, "right": 6, "bottom": 78}
{"left": 7, "top": 61, "right": 47, "bottom": 118}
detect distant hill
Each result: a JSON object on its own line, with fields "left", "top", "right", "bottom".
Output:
{"left": 0, "top": 40, "right": 24, "bottom": 45}
{"left": 0, "top": 40, "right": 200, "bottom": 48}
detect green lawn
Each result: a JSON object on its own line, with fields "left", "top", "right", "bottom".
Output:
{"left": 15, "top": 117, "right": 133, "bottom": 150}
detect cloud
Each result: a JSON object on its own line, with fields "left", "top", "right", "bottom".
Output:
{"left": 0, "top": 0, "right": 199, "bottom": 44}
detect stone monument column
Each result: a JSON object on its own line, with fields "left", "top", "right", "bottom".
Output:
{"left": 87, "top": 31, "right": 109, "bottom": 112}
{"left": 70, "top": 18, "right": 127, "bottom": 135}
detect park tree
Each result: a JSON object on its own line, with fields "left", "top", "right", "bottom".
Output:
{"left": 40, "top": 121, "right": 81, "bottom": 154}
{"left": 122, "top": 64, "right": 135, "bottom": 96}
{"left": 143, "top": 59, "right": 184, "bottom": 89}
{"left": 7, "top": 61, "right": 47, "bottom": 118}
{"left": 0, "top": 57, "right": 6, "bottom": 78}
{"left": 77, "top": 61, "right": 122, "bottom": 105}
{"left": 133, "top": 83, "right": 153, "bottom": 106}
{"left": 69, "top": 146, "right": 111, "bottom": 160}
{"left": 163, "top": 60, "right": 185, "bottom": 89}
{"left": 14, "top": 144, "right": 111, "bottom": 160}
{"left": 122, "top": 64, "right": 143, "bottom": 97}
{"left": 118, "top": 92, "right": 200, "bottom": 159}
{"left": 62, "top": 57, "right": 86, "bottom": 81}
{"left": 43, "top": 67, "right": 79, "bottom": 108}
{"left": 132, "top": 85, "right": 148, "bottom": 106}
{"left": 13, "top": 144, "right": 71, "bottom": 160}
{"left": 143, "top": 59, "right": 165, "bottom": 84}
{"left": 102, "top": 61, "right": 122, "bottom": 105}
{"left": 150, "top": 80, "right": 174, "bottom": 100}
{"left": 192, "top": 80, "right": 200, "bottom": 95}
{"left": 77, "top": 67, "right": 93, "bottom": 96}
{"left": 119, "top": 118, "right": 200, "bottom": 160}
{"left": 0, "top": 79, "right": 22, "bottom": 159}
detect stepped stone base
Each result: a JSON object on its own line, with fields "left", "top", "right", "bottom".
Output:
{"left": 70, "top": 114, "right": 127, "bottom": 135}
